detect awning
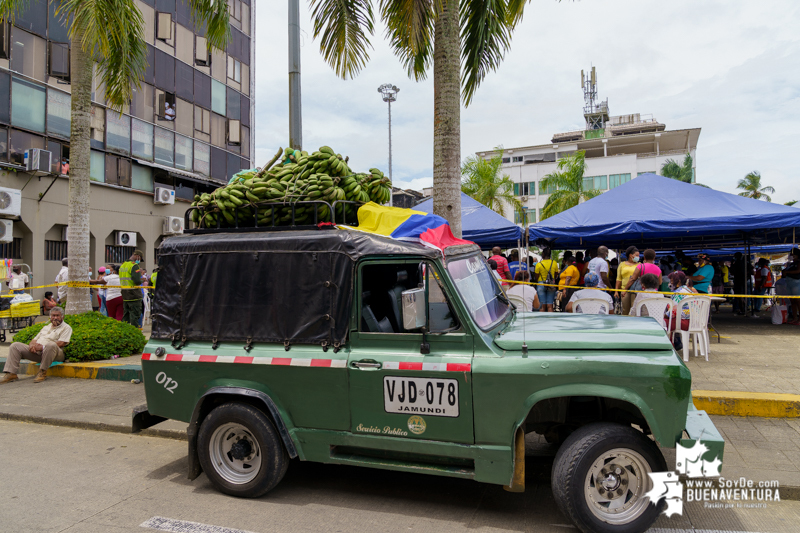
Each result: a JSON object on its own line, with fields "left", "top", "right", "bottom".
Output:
{"left": 134, "top": 159, "right": 224, "bottom": 186}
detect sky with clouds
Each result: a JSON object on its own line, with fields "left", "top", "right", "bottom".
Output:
{"left": 255, "top": 0, "right": 800, "bottom": 204}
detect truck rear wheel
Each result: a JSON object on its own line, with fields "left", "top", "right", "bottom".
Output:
{"left": 198, "top": 403, "right": 289, "bottom": 498}
{"left": 551, "top": 422, "right": 666, "bottom": 533}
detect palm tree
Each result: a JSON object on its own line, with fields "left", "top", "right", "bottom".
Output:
{"left": 660, "top": 154, "right": 693, "bottom": 183}
{"left": 784, "top": 200, "right": 797, "bottom": 207}
{"left": 461, "top": 149, "right": 521, "bottom": 219}
{"left": 737, "top": 171, "right": 774, "bottom": 202}
{"left": 539, "top": 151, "right": 601, "bottom": 219}
{"left": 0, "top": 1, "right": 229, "bottom": 314}
{"left": 308, "top": 0, "right": 532, "bottom": 237}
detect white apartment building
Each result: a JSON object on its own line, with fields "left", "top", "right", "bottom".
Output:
{"left": 478, "top": 115, "right": 700, "bottom": 225}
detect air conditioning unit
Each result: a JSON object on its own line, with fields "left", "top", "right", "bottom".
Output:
{"left": 0, "top": 220, "right": 13, "bottom": 243}
{"left": 163, "top": 216, "right": 184, "bottom": 235}
{"left": 520, "top": 196, "right": 529, "bottom": 202}
{"left": 154, "top": 187, "right": 175, "bottom": 205}
{"left": 0, "top": 187, "right": 21, "bottom": 217}
{"left": 115, "top": 231, "right": 137, "bottom": 247}
{"left": 24, "top": 149, "right": 52, "bottom": 176}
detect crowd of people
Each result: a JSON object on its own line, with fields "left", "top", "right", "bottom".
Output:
{"left": 488, "top": 245, "right": 800, "bottom": 326}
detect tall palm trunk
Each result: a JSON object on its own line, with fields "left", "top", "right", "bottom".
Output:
{"left": 65, "top": 31, "right": 93, "bottom": 314}
{"left": 432, "top": 0, "right": 462, "bottom": 238}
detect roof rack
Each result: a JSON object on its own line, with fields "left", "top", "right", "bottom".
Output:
{"left": 183, "top": 200, "right": 366, "bottom": 234}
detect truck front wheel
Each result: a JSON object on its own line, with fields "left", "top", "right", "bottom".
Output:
{"left": 198, "top": 403, "right": 289, "bottom": 498}
{"left": 551, "top": 422, "right": 667, "bottom": 533}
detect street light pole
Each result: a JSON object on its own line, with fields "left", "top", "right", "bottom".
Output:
{"left": 378, "top": 84, "right": 399, "bottom": 205}
{"left": 288, "top": 0, "right": 302, "bottom": 149}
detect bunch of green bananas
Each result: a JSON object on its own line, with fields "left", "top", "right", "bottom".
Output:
{"left": 189, "top": 146, "right": 393, "bottom": 228}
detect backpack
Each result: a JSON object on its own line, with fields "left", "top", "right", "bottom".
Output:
{"left": 544, "top": 260, "right": 560, "bottom": 287}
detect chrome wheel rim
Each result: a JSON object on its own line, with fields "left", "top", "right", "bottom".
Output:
{"left": 584, "top": 448, "right": 653, "bottom": 525}
{"left": 209, "top": 423, "right": 262, "bottom": 485}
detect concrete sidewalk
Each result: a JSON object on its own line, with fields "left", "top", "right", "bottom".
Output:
{"left": 0, "top": 375, "right": 797, "bottom": 500}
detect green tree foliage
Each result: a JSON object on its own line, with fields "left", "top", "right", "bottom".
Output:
{"left": 539, "top": 151, "right": 601, "bottom": 219}
{"left": 13, "top": 312, "right": 146, "bottom": 362}
{"left": 785, "top": 200, "right": 797, "bottom": 206}
{"left": 660, "top": 154, "right": 694, "bottom": 183}
{"left": 460, "top": 149, "right": 521, "bottom": 218}
{"left": 736, "top": 171, "right": 774, "bottom": 202}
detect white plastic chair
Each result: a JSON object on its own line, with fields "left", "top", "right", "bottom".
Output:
{"left": 635, "top": 298, "right": 674, "bottom": 332}
{"left": 673, "top": 296, "right": 711, "bottom": 362}
{"left": 507, "top": 294, "right": 528, "bottom": 311}
{"left": 573, "top": 298, "right": 611, "bottom": 315}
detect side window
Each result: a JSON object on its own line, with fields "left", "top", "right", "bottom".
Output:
{"left": 359, "top": 262, "right": 459, "bottom": 334}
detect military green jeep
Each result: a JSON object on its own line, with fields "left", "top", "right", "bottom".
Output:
{"left": 139, "top": 226, "right": 723, "bottom": 533}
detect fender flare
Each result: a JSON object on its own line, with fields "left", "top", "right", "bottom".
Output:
{"left": 189, "top": 386, "right": 299, "bottom": 462}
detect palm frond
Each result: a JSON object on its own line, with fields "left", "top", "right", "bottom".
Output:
{"left": 760, "top": 186, "right": 775, "bottom": 194}
{"left": 460, "top": 0, "right": 512, "bottom": 106}
{"left": 310, "top": 0, "right": 375, "bottom": 79}
{"left": 62, "top": 0, "right": 148, "bottom": 110}
{"left": 0, "top": 0, "right": 27, "bottom": 23}
{"left": 188, "top": 0, "right": 231, "bottom": 52}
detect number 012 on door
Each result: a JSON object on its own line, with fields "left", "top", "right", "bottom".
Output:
{"left": 383, "top": 376, "right": 459, "bottom": 417}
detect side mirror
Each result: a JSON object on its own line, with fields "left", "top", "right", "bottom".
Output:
{"left": 401, "top": 288, "right": 427, "bottom": 330}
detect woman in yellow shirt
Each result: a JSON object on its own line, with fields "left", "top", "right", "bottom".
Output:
{"left": 559, "top": 256, "right": 580, "bottom": 304}
{"left": 615, "top": 246, "right": 640, "bottom": 315}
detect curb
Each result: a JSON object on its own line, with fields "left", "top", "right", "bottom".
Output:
{"left": 0, "top": 412, "right": 186, "bottom": 441}
{"left": 0, "top": 358, "right": 142, "bottom": 382}
{"left": 693, "top": 390, "right": 800, "bottom": 418}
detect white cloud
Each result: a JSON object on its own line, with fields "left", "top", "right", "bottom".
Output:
{"left": 256, "top": 0, "right": 800, "bottom": 203}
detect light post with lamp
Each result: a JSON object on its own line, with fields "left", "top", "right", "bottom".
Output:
{"left": 378, "top": 84, "right": 399, "bottom": 205}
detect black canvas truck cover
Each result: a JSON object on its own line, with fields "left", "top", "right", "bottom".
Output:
{"left": 152, "top": 229, "right": 440, "bottom": 347}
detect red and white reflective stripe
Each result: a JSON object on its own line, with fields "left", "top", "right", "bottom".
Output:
{"left": 141, "top": 353, "right": 347, "bottom": 368}
{"left": 383, "top": 361, "right": 471, "bottom": 372}
{"left": 142, "top": 353, "right": 471, "bottom": 372}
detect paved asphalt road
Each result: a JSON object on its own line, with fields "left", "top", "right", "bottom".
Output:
{"left": 1, "top": 420, "right": 798, "bottom": 533}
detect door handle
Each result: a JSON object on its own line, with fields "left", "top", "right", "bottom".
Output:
{"left": 351, "top": 360, "right": 382, "bottom": 369}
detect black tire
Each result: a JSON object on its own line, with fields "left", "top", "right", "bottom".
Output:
{"left": 551, "top": 422, "right": 667, "bottom": 533}
{"left": 198, "top": 403, "right": 289, "bottom": 498}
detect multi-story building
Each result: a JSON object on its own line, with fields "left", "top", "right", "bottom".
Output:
{"left": 0, "top": 0, "right": 255, "bottom": 295}
{"left": 477, "top": 69, "right": 700, "bottom": 226}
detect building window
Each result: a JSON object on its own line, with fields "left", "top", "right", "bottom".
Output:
{"left": 195, "top": 35, "right": 210, "bottom": 66}
{"left": 46, "top": 89, "right": 71, "bottom": 139}
{"left": 0, "top": 127, "right": 8, "bottom": 161}
{"left": 0, "top": 237, "right": 22, "bottom": 259}
{"left": 45, "top": 240, "right": 68, "bottom": 261}
{"left": 9, "top": 129, "right": 44, "bottom": 165}
{"left": 194, "top": 140, "right": 210, "bottom": 175}
{"left": 105, "top": 154, "right": 132, "bottom": 187}
{"left": 501, "top": 157, "right": 510, "bottom": 164}
{"left": 175, "top": 24, "right": 193, "bottom": 65}
{"left": 241, "top": 125, "right": 249, "bottom": 158}
{"left": 16, "top": 0, "right": 47, "bottom": 37}
{"left": 157, "top": 12, "right": 173, "bottom": 41}
{"left": 175, "top": 61, "right": 193, "bottom": 102}
{"left": 90, "top": 150, "right": 104, "bottom": 181}
{"left": 154, "top": 127, "right": 174, "bottom": 166}
{"left": 513, "top": 182, "right": 531, "bottom": 196}
{"left": 229, "top": 0, "right": 243, "bottom": 22}
{"left": 540, "top": 182, "right": 558, "bottom": 195}
{"left": 130, "top": 83, "right": 154, "bottom": 121}
{"left": 514, "top": 208, "right": 536, "bottom": 225}
{"left": 194, "top": 71, "right": 211, "bottom": 109}
{"left": 512, "top": 156, "right": 523, "bottom": 162}
{"left": 48, "top": 1, "right": 70, "bottom": 43}
{"left": 582, "top": 175, "right": 607, "bottom": 190}
{"left": 0, "top": 72, "right": 10, "bottom": 124}
{"left": 90, "top": 106, "right": 105, "bottom": 149}
{"left": 211, "top": 79, "right": 226, "bottom": 115}
{"left": 211, "top": 48, "right": 226, "bottom": 82}
{"left": 227, "top": 56, "right": 241, "bottom": 83}
{"left": 175, "top": 134, "right": 192, "bottom": 170}
{"left": 131, "top": 119, "right": 154, "bottom": 161}
{"left": 48, "top": 43, "right": 70, "bottom": 81}
{"left": 10, "top": 28, "right": 47, "bottom": 82}
{"left": 241, "top": 64, "right": 249, "bottom": 96}
{"left": 608, "top": 173, "right": 631, "bottom": 189}
{"left": 11, "top": 77, "right": 46, "bottom": 133}
{"left": 210, "top": 113, "right": 225, "bottom": 148}
{"left": 91, "top": 63, "right": 105, "bottom": 104}
{"left": 226, "top": 87, "right": 240, "bottom": 120}
{"left": 132, "top": 163, "right": 154, "bottom": 192}
{"left": 156, "top": 89, "right": 176, "bottom": 126}
{"left": 106, "top": 112, "right": 131, "bottom": 155}
{"left": 175, "top": 99, "right": 193, "bottom": 136}
{"left": 106, "top": 245, "right": 136, "bottom": 264}
{"left": 194, "top": 105, "right": 210, "bottom": 143}
{"left": 154, "top": 50, "right": 175, "bottom": 92}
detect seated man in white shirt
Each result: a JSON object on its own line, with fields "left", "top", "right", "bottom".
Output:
{"left": 629, "top": 273, "right": 665, "bottom": 316}
{"left": 566, "top": 271, "right": 614, "bottom": 314}
{"left": 0, "top": 307, "right": 73, "bottom": 384}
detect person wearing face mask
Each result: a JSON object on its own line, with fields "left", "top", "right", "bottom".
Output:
{"left": 119, "top": 250, "right": 145, "bottom": 327}
{"left": 616, "top": 246, "right": 640, "bottom": 315}
{"left": 690, "top": 253, "right": 714, "bottom": 294}
{"left": 625, "top": 248, "right": 663, "bottom": 296}
{"left": 0, "top": 307, "right": 72, "bottom": 384}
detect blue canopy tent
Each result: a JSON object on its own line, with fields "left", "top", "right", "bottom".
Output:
{"left": 528, "top": 174, "right": 800, "bottom": 251}
{"left": 414, "top": 192, "right": 523, "bottom": 250}
{"left": 655, "top": 245, "right": 796, "bottom": 261}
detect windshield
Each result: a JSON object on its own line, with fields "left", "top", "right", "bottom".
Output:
{"left": 448, "top": 254, "right": 510, "bottom": 330}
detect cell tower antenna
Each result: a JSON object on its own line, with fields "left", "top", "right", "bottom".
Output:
{"left": 582, "top": 66, "right": 609, "bottom": 130}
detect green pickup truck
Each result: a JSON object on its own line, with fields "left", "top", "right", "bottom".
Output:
{"left": 139, "top": 227, "right": 723, "bottom": 533}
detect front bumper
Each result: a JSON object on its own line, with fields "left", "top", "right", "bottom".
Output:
{"left": 680, "top": 403, "right": 725, "bottom": 469}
